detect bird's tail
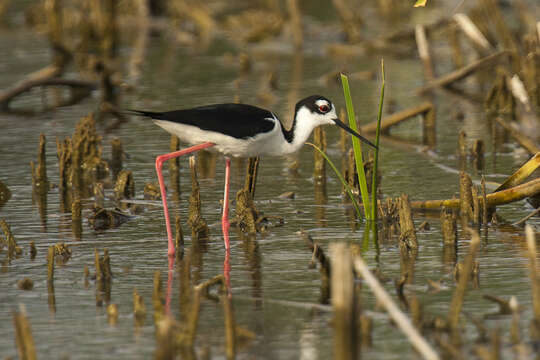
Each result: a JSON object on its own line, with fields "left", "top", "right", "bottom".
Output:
{"left": 125, "top": 109, "right": 164, "bottom": 119}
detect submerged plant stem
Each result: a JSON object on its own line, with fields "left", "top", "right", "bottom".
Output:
{"left": 370, "top": 60, "right": 385, "bottom": 221}
{"left": 306, "top": 142, "right": 362, "bottom": 218}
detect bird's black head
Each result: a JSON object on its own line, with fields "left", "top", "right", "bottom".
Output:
{"left": 294, "top": 94, "right": 377, "bottom": 149}
{"left": 295, "top": 95, "right": 334, "bottom": 116}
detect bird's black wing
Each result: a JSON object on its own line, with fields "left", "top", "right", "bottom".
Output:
{"left": 130, "top": 103, "right": 276, "bottom": 139}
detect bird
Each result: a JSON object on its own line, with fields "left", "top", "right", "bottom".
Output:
{"left": 129, "top": 95, "right": 377, "bottom": 257}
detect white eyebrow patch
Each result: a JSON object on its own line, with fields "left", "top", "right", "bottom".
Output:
{"left": 315, "top": 99, "right": 330, "bottom": 107}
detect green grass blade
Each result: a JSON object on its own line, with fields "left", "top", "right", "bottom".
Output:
{"left": 370, "top": 60, "right": 385, "bottom": 221}
{"left": 306, "top": 142, "right": 362, "bottom": 219}
{"left": 340, "top": 73, "right": 372, "bottom": 220}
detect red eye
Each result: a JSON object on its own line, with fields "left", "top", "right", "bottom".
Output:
{"left": 319, "top": 105, "right": 330, "bottom": 113}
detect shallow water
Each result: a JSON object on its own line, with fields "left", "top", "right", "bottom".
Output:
{"left": 1, "top": 5, "right": 539, "bottom": 359}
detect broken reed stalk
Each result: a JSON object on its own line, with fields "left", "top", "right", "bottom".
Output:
{"left": 235, "top": 158, "right": 261, "bottom": 234}
{"left": 182, "top": 287, "right": 202, "bottom": 348}
{"left": 32, "top": 134, "right": 48, "bottom": 191}
{"left": 154, "top": 317, "right": 179, "bottom": 359}
{"left": 175, "top": 215, "right": 184, "bottom": 259}
{"left": 301, "top": 230, "right": 330, "bottom": 277}
{"left": 307, "top": 142, "right": 362, "bottom": 218}
{"left": 244, "top": 157, "right": 260, "bottom": 199}
{"left": 422, "top": 103, "right": 436, "bottom": 148}
{"left": 181, "top": 275, "right": 226, "bottom": 348}
{"left": 448, "top": 229, "right": 481, "bottom": 332}
{"left": 525, "top": 225, "right": 540, "bottom": 336}
{"left": 12, "top": 307, "right": 37, "bottom": 360}
{"left": 452, "top": 13, "right": 493, "bottom": 53}
{"left": 352, "top": 254, "right": 440, "bottom": 360}
{"left": 0, "top": 180, "right": 11, "bottom": 206}
{"left": 382, "top": 18, "right": 449, "bottom": 43}
{"left": 410, "top": 177, "right": 540, "bottom": 210}
{"left": 459, "top": 172, "right": 473, "bottom": 227}
{"left": 84, "top": 265, "right": 90, "bottom": 288}
{"left": 496, "top": 152, "right": 540, "bottom": 191}
{"left": 458, "top": 130, "right": 467, "bottom": 159}
{"left": 0, "top": 65, "right": 63, "bottom": 111}
{"left": 415, "top": 24, "right": 434, "bottom": 80}
{"left": 47, "top": 246, "right": 54, "bottom": 283}
{"left": 93, "top": 182, "right": 104, "bottom": 208}
{"left": 29, "top": 241, "right": 36, "bottom": 260}
{"left": 418, "top": 51, "right": 508, "bottom": 93}
{"left": 441, "top": 207, "right": 458, "bottom": 245}
{"left": 0, "top": 218, "right": 22, "bottom": 258}
{"left": 513, "top": 207, "right": 540, "bottom": 227}
{"left": 133, "top": 288, "right": 147, "bottom": 325}
{"left": 481, "top": 177, "right": 488, "bottom": 228}
{"left": 331, "top": 0, "right": 361, "bottom": 42}
{"left": 71, "top": 197, "right": 82, "bottom": 239}
{"left": 94, "top": 248, "right": 112, "bottom": 306}
{"left": 114, "top": 169, "right": 135, "bottom": 201}
{"left": 448, "top": 24, "right": 463, "bottom": 69}
{"left": 370, "top": 59, "right": 385, "bottom": 221}
{"left": 361, "top": 102, "right": 434, "bottom": 134}
{"left": 300, "top": 230, "right": 330, "bottom": 303}
{"left": 56, "top": 137, "right": 71, "bottom": 211}
{"left": 286, "top": 0, "right": 303, "bottom": 49}
{"left": 479, "top": 0, "right": 518, "bottom": 55}
{"left": 494, "top": 117, "right": 540, "bottom": 154}
{"left": 47, "top": 246, "right": 56, "bottom": 312}
{"left": 107, "top": 304, "right": 118, "bottom": 326}
{"left": 221, "top": 289, "right": 236, "bottom": 359}
{"left": 110, "top": 137, "right": 123, "bottom": 180}
{"left": 330, "top": 243, "right": 357, "bottom": 360}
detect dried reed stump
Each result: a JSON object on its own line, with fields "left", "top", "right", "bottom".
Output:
{"left": 330, "top": 243, "right": 357, "bottom": 360}
{"left": 235, "top": 157, "right": 262, "bottom": 234}
{"left": 153, "top": 270, "right": 165, "bottom": 323}
{"left": 133, "top": 288, "right": 147, "bottom": 327}
{"left": 110, "top": 137, "right": 123, "bottom": 180}
{"left": 301, "top": 230, "right": 330, "bottom": 304}
{"left": 441, "top": 207, "right": 458, "bottom": 264}
{"left": 47, "top": 246, "right": 56, "bottom": 313}
{"left": 398, "top": 194, "right": 418, "bottom": 250}
{"left": 448, "top": 229, "right": 481, "bottom": 344}
{"left": 526, "top": 225, "right": 540, "bottom": 340}
{"left": 12, "top": 309, "right": 37, "bottom": 360}
{"left": 0, "top": 219, "right": 22, "bottom": 258}
{"left": 71, "top": 197, "right": 82, "bottom": 239}
{"left": 95, "top": 248, "right": 112, "bottom": 306}
{"left": 31, "top": 133, "right": 48, "bottom": 192}
{"left": 187, "top": 156, "right": 209, "bottom": 243}
{"left": 0, "top": 180, "right": 10, "bottom": 207}
{"left": 114, "top": 170, "right": 135, "bottom": 203}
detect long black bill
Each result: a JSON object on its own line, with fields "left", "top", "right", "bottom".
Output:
{"left": 333, "top": 118, "right": 378, "bottom": 149}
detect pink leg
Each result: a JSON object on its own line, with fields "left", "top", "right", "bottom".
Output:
{"left": 155, "top": 142, "right": 215, "bottom": 257}
{"left": 222, "top": 157, "right": 231, "bottom": 250}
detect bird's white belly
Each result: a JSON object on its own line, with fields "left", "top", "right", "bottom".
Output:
{"left": 154, "top": 120, "right": 287, "bottom": 158}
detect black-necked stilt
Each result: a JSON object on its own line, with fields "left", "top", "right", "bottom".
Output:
{"left": 130, "top": 95, "right": 376, "bottom": 257}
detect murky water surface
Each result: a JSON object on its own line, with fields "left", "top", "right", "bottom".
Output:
{"left": 0, "top": 7, "right": 539, "bottom": 359}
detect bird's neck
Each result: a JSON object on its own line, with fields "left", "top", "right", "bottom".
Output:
{"left": 280, "top": 107, "right": 318, "bottom": 154}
